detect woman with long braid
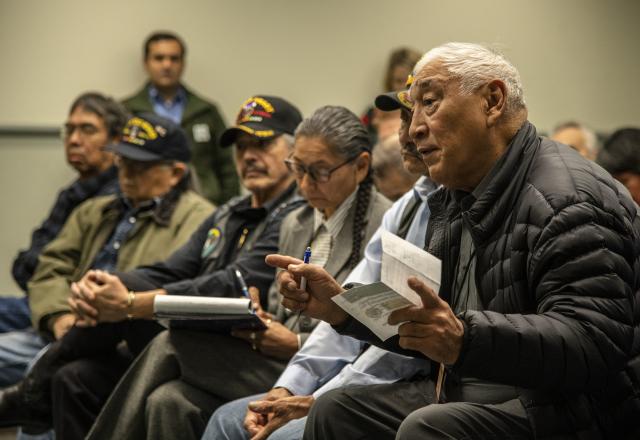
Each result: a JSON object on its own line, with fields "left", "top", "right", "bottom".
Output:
{"left": 86, "top": 105, "right": 390, "bottom": 440}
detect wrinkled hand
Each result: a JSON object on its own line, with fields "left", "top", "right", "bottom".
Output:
{"left": 70, "top": 270, "right": 129, "bottom": 325}
{"left": 388, "top": 277, "right": 464, "bottom": 365}
{"left": 232, "top": 323, "right": 299, "bottom": 361}
{"left": 243, "top": 388, "right": 292, "bottom": 438}
{"left": 69, "top": 271, "right": 101, "bottom": 326}
{"left": 265, "top": 254, "right": 348, "bottom": 325}
{"left": 232, "top": 286, "right": 299, "bottom": 359}
{"left": 51, "top": 313, "right": 76, "bottom": 340}
{"left": 246, "top": 392, "right": 314, "bottom": 440}
{"left": 247, "top": 286, "right": 271, "bottom": 320}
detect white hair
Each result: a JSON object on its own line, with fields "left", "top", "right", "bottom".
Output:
{"left": 414, "top": 42, "right": 526, "bottom": 115}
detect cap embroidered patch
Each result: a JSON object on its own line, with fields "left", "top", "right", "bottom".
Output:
{"left": 122, "top": 117, "right": 160, "bottom": 146}
{"left": 237, "top": 97, "right": 275, "bottom": 125}
{"left": 397, "top": 90, "right": 412, "bottom": 110}
{"left": 405, "top": 74, "right": 414, "bottom": 88}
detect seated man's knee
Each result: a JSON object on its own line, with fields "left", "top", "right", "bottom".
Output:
{"left": 145, "top": 330, "right": 170, "bottom": 355}
{"left": 203, "top": 399, "right": 249, "bottom": 440}
{"left": 146, "top": 382, "right": 180, "bottom": 414}
{"left": 397, "top": 403, "right": 463, "bottom": 440}
{"left": 51, "top": 360, "right": 83, "bottom": 395}
{"left": 308, "top": 388, "right": 349, "bottom": 426}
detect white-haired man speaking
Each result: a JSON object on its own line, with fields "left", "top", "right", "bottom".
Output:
{"left": 269, "top": 42, "right": 640, "bottom": 439}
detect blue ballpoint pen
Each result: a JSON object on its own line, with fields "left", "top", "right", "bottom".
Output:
{"left": 300, "top": 247, "right": 312, "bottom": 291}
{"left": 234, "top": 269, "right": 251, "bottom": 299}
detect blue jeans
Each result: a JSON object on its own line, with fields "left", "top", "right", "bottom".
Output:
{"left": 0, "top": 296, "right": 31, "bottom": 333}
{"left": 15, "top": 344, "right": 55, "bottom": 440}
{"left": 202, "top": 393, "right": 307, "bottom": 440}
{"left": 0, "top": 329, "right": 47, "bottom": 387}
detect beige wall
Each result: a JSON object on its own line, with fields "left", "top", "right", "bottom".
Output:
{"left": 1, "top": 0, "right": 639, "bottom": 293}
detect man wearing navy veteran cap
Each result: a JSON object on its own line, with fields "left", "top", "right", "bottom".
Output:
{"left": 77, "top": 95, "right": 307, "bottom": 440}
{"left": 0, "top": 113, "right": 214, "bottom": 439}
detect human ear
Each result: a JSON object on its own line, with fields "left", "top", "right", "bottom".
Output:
{"left": 483, "top": 79, "right": 507, "bottom": 127}
{"left": 355, "top": 152, "right": 371, "bottom": 184}
{"left": 169, "top": 162, "right": 188, "bottom": 186}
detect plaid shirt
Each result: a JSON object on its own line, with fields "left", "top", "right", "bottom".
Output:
{"left": 12, "top": 166, "right": 119, "bottom": 291}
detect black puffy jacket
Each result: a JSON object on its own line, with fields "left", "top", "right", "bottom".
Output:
{"left": 340, "top": 121, "right": 640, "bottom": 438}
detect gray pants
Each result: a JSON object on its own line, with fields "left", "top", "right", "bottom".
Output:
{"left": 304, "top": 379, "right": 534, "bottom": 440}
{"left": 87, "top": 329, "right": 288, "bottom": 440}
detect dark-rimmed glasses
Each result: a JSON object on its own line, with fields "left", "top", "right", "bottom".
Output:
{"left": 284, "top": 155, "right": 358, "bottom": 183}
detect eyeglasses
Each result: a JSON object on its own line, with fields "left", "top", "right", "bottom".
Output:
{"left": 61, "top": 123, "right": 100, "bottom": 139}
{"left": 115, "top": 156, "right": 174, "bottom": 173}
{"left": 284, "top": 155, "right": 358, "bottom": 183}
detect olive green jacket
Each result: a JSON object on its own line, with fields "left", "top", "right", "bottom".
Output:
{"left": 28, "top": 190, "right": 214, "bottom": 333}
{"left": 122, "top": 83, "right": 239, "bottom": 205}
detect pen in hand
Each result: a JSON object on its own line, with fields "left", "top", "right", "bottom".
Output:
{"left": 290, "top": 247, "right": 312, "bottom": 328}
{"left": 236, "top": 269, "right": 260, "bottom": 316}
{"left": 234, "top": 269, "right": 251, "bottom": 299}
{"left": 300, "top": 247, "right": 312, "bottom": 291}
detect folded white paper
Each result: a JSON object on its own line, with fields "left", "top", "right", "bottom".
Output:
{"left": 332, "top": 230, "right": 441, "bottom": 340}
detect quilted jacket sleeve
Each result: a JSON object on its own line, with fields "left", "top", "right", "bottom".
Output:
{"left": 456, "top": 196, "right": 639, "bottom": 393}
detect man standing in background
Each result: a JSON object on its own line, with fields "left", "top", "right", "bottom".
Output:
{"left": 123, "top": 31, "right": 239, "bottom": 205}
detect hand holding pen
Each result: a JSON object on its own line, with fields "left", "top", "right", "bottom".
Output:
{"left": 266, "top": 253, "right": 349, "bottom": 325}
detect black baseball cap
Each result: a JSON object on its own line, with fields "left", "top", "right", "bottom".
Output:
{"left": 374, "top": 74, "right": 414, "bottom": 112}
{"left": 220, "top": 95, "right": 303, "bottom": 147}
{"left": 107, "top": 113, "right": 191, "bottom": 162}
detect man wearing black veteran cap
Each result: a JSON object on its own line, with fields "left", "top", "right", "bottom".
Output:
{"left": 0, "top": 113, "right": 214, "bottom": 439}
{"left": 77, "top": 95, "right": 306, "bottom": 440}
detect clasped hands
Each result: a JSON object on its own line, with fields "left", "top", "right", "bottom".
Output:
{"left": 243, "top": 387, "right": 314, "bottom": 440}
{"left": 266, "top": 254, "right": 464, "bottom": 365}
{"left": 68, "top": 269, "right": 129, "bottom": 326}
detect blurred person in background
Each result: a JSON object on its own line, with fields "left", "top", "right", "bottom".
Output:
{"left": 361, "top": 47, "right": 421, "bottom": 143}
{"left": 373, "top": 134, "right": 421, "bottom": 201}
{"left": 550, "top": 120, "right": 599, "bottom": 160}
{"left": 122, "top": 31, "right": 239, "bottom": 205}
{"left": 597, "top": 127, "right": 640, "bottom": 204}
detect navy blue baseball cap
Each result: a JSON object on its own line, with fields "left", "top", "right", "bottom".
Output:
{"left": 107, "top": 113, "right": 191, "bottom": 162}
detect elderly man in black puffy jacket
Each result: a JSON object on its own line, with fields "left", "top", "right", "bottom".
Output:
{"left": 268, "top": 42, "right": 640, "bottom": 440}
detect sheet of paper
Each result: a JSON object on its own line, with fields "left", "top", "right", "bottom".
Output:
{"left": 333, "top": 282, "right": 415, "bottom": 340}
{"left": 332, "top": 230, "right": 442, "bottom": 340}
{"left": 380, "top": 230, "right": 441, "bottom": 302}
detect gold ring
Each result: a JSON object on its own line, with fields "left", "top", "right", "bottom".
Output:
{"left": 266, "top": 319, "right": 272, "bottom": 327}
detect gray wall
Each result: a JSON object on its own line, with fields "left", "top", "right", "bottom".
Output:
{"left": 1, "top": 0, "right": 639, "bottom": 293}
